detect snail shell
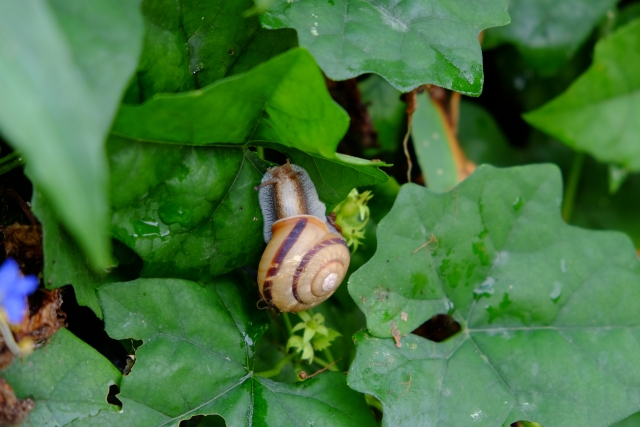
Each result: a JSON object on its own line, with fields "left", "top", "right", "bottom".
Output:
{"left": 256, "top": 161, "right": 350, "bottom": 312}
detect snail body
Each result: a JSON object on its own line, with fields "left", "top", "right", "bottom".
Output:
{"left": 256, "top": 161, "right": 350, "bottom": 312}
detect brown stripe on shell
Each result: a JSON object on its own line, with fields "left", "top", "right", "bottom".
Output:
{"left": 262, "top": 218, "right": 308, "bottom": 306}
{"left": 291, "top": 237, "right": 347, "bottom": 303}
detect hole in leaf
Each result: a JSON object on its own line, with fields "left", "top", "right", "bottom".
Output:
{"left": 61, "top": 285, "right": 130, "bottom": 372}
{"left": 511, "top": 422, "right": 544, "bottom": 427}
{"left": 411, "top": 314, "right": 461, "bottom": 342}
{"left": 106, "top": 384, "right": 122, "bottom": 408}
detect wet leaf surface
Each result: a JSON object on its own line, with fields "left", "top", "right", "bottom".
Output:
{"left": 261, "top": 0, "right": 510, "bottom": 94}
{"left": 348, "top": 164, "right": 640, "bottom": 426}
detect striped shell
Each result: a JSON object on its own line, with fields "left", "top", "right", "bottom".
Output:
{"left": 257, "top": 215, "right": 350, "bottom": 312}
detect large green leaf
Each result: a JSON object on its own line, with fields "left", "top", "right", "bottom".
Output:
{"left": 114, "top": 48, "right": 348, "bottom": 158}
{"left": 97, "top": 276, "right": 376, "bottom": 426}
{"left": 114, "top": 49, "right": 388, "bottom": 182}
{"left": 127, "top": 0, "right": 297, "bottom": 101}
{"left": 524, "top": 19, "right": 640, "bottom": 171}
{"left": 483, "top": 0, "right": 618, "bottom": 74}
{"left": 261, "top": 0, "right": 510, "bottom": 94}
{"left": 348, "top": 164, "right": 640, "bottom": 426}
{"left": 108, "top": 140, "right": 266, "bottom": 280}
{"left": 2, "top": 329, "right": 122, "bottom": 426}
{"left": 0, "top": 0, "right": 143, "bottom": 268}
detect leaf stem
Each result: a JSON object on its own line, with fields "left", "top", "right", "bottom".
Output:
{"left": 255, "top": 352, "right": 296, "bottom": 378}
{"left": 256, "top": 146, "right": 265, "bottom": 160}
{"left": 562, "top": 152, "right": 585, "bottom": 222}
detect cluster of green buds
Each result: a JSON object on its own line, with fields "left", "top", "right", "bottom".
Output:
{"left": 332, "top": 188, "right": 373, "bottom": 251}
{"left": 286, "top": 312, "right": 341, "bottom": 365}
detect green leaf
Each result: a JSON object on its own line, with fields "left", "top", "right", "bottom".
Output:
{"left": 128, "top": 0, "right": 297, "bottom": 101}
{"left": 0, "top": 0, "right": 143, "bottom": 269}
{"left": 358, "top": 75, "right": 406, "bottom": 156}
{"left": 32, "top": 189, "right": 109, "bottom": 317}
{"left": 114, "top": 49, "right": 348, "bottom": 157}
{"left": 252, "top": 374, "right": 376, "bottom": 427}
{"left": 524, "top": 20, "right": 640, "bottom": 171}
{"left": 98, "top": 276, "right": 376, "bottom": 426}
{"left": 32, "top": 188, "right": 142, "bottom": 317}
{"left": 483, "top": 0, "right": 617, "bottom": 74}
{"left": 114, "top": 49, "right": 387, "bottom": 198}
{"left": 411, "top": 92, "right": 458, "bottom": 192}
{"left": 108, "top": 140, "right": 265, "bottom": 280}
{"left": 261, "top": 0, "right": 510, "bottom": 94}
{"left": 2, "top": 329, "right": 121, "bottom": 426}
{"left": 348, "top": 164, "right": 640, "bottom": 426}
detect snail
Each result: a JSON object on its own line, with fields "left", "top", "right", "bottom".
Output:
{"left": 255, "top": 160, "right": 350, "bottom": 312}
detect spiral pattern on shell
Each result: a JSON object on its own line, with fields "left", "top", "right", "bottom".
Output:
{"left": 257, "top": 215, "right": 350, "bottom": 313}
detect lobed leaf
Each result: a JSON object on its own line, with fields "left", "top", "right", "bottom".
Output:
{"left": 0, "top": 0, "right": 143, "bottom": 268}
{"left": 261, "top": 0, "right": 510, "bottom": 94}
{"left": 348, "top": 164, "right": 640, "bottom": 426}
{"left": 97, "top": 276, "right": 376, "bottom": 426}
{"left": 2, "top": 329, "right": 122, "bottom": 426}
{"left": 524, "top": 20, "right": 640, "bottom": 171}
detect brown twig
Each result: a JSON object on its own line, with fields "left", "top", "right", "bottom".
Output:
{"left": 299, "top": 358, "right": 342, "bottom": 380}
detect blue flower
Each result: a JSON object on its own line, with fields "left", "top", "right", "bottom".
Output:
{"left": 0, "top": 259, "right": 38, "bottom": 324}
